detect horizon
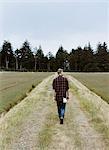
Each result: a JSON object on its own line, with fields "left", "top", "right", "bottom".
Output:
{"left": 0, "top": 0, "right": 108, "bottom": 55}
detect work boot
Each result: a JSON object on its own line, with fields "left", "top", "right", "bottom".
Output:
{"left": 60, "top": 117, "right": 63, "bottom": 124}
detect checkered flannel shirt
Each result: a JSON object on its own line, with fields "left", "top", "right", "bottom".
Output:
{"left": 52, "top": 75, "right": 69, "bottom": 101}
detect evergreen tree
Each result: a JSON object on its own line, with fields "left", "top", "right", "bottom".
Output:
{"left": 87, "top": 42, "right": 93, "bottom": 54}
{"left": 18, "top": 40, "right": 34, "bottom": 70}
{"left": 36, "top": 45, "right": 44, "bottom": 71}
{"left": 0, "top": 50, "right": 1, "bottom": 69}
{"left": 1, "top": 40, "right": 14, "bottom": 69}
{"left": 56, "top": 46, "right": 69, "bottom": 70}
{"left": 74, "top": 46, "right": 83, "bottom": 71}
{"left": 82, "top": 43, "right": 93, "bottom": 71}
{"left": 47, "top": 52, "right": 56, "bottom": 71}
{"left": 14, "top": 49, "right": 19, "bottom": 70}
{"left": 0, "top": 40, "right": 109, "bottom": 72}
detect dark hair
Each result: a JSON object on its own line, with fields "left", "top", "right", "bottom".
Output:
{"left": 57, "top": 68, "right": 63, "bottom": 74}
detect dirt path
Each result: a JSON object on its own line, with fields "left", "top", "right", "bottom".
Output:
{"left": 0, "top": 75, "right": 108, "bottom": 150}
{"left": 47, "top": 92, "right": 106, "bottom": 150}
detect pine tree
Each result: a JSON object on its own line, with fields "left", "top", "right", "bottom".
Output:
{"left": 18, "top": 40, "right": 34, "bottom": 70}
{"left": 1, "top": 40, "right": 14, "bottom": 69}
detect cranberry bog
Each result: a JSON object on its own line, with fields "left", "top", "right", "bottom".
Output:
{"left": 0, "top": 72, "right": 52, "bottom": 114}
{"left": 69, "top": 72, "right": 109, "bottom": 104}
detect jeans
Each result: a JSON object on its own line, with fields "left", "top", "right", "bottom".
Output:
{"left": 57, "top": 101, "right": 66, "bottom": 118}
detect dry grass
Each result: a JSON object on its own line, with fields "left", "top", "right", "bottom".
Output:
{"left": 69, "top": 75, "right": 109, "bottom": 147}
{"left": 37, "top": 111, "right": 58, "bottom": 150}
{"left": 1, "top": 73, "right": 109, "bottom": 150}
{"left": 0, "top": 75, "right": 53, "bottom": 149}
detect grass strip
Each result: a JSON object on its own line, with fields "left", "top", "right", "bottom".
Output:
{"left": 0, "top": 76, "right": 52, "bottom": 149}
{"left": 37, "top": 109, "right": 57, "bottom": 150}
{"left": 70, "top": 83, "right": 109, "bottom": 147}
{"left": 65, "top": 103, "right": 82, "bottom": 149}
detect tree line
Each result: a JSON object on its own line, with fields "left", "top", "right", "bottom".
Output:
{"left": 0, "top": 40, "right": 109, "bottom": 72}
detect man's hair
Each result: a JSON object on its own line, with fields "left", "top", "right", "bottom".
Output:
{"left": 57, "top": 68, "right": 63, "bottom": 75}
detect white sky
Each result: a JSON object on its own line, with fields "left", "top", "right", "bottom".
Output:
{"left": 0, "top": 0, "right": 109, "bottom": 55}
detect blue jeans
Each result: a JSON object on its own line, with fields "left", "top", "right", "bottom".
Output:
{"left": 57, "top": 101, "right": 66, "bottom": 118}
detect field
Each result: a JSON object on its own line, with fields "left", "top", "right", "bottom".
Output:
{"left": 0, "top": 72, "right": 52, "bottom": 113}
{"left": 1, "top": 72, "right": 109, "bottom": 114}
{"left": 0, "top": 73, "right": 109, "bottom": 149}
{"left": 69, "top": 73, "right": 109, "bottom": 104}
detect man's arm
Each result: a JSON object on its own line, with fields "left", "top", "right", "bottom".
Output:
{"left": 52, "top": 79, "right": 56, "bottom": 101}
{"left": 66, "top": 78, "right": 69, "bottom": 100}
{"left": 66, "top": 90, "right": 69, "bottom": 100}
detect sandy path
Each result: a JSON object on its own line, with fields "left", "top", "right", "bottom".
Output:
{"left": 0, "top": 75, "right": 108, "bottom": 150}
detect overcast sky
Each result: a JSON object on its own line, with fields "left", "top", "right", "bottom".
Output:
{"left": 0, "top": 0, "right": 109, "bottom": 55}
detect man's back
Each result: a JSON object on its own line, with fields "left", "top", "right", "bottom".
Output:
{"left": 53, "top": 75, "right": 69, "bottom": 101}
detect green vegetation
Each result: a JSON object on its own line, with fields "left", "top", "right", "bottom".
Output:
{"left": 69, "top": 73, "right": 109, "bottom": 103}
{"left": 70, "top": 81, "right": 109, "bottom": 147}
{"left": 65, "top": 104, "right": 82, "bottom": 149}
{"left": 0, "top": 76, "right": 53, "bottom": 149}
{"left": 79, "top": 97, "right": 109, "bottom": 147}
{"left": 0, "top": 72, "right": 52, "bottom": 113}
{"left": 0, "top": 40, "right": 109, "bottom": 72}
{"left": 37, "top": 111, "right": 57, "bottom": 150}
{"left": 1, "top": 75, "right": 108, "bottom": 149}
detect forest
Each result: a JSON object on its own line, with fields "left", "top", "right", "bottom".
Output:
{"left": 0, "top": 40, "right": 109, "bottom": 72}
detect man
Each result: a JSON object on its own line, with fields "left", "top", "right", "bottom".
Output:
{"left": 52, "top": 68, "right": 69, "bottom": 124}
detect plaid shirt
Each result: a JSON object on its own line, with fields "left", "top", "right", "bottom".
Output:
{"left": 52, "top": 75, "right": 69, "bottom": 101}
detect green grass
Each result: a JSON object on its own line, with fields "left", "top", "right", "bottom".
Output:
{"left": 37, "top": 112, "right": 57, "bottom": 150}
{"left": 65, "top": 103, "right": 82, "bottom": 149}
{"left": 79, "top": 97, "right": 109, "bottom": 146}
{"left": 69, "top": 73, "right": 109, "bottom": 103}
{"left": 0, "top": 72, "right": 52, "bottom": 113}
{"left": 70, "top": 83, "right": 109, "bottom": 147}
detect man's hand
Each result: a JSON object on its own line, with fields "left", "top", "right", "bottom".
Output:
{"left": 66, "top": 96, "right": 69, "bottom": 100}
{"left": 66, "top": 90, "right": 69, "bottom": 100}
